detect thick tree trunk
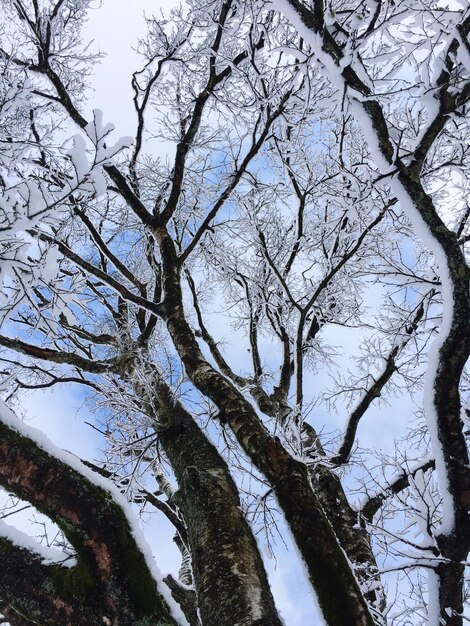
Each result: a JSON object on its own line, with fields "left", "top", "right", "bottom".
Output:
{"left": 152, "top": 378, "right": 283, "bottom": 626}
{"left": 397, "top": 166, "right": 470, "bottom": 541}
{"left": 255, "top": 397, "right": 384, "bottom": 609}
{"left": 397, "top": 167, "right": 470, "bottom": 626}
{"left": 0, "top": 417, "right": 176, "bottom": 626}
{"left": 156, "top": 227, "right": 376, "bottom": 626}
{"left": 0, "top": 605, "right": 36, "bottom": 626}
{"left": 311, "top": 466, "right": 385, "bottom": 613}
{"left": 276, "top": 4, "right": 470, "bottom": 620}
{"left": 435, "top": 561, "right": 465, "bottom": 626}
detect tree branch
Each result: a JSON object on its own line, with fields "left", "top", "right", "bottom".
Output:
{"left": 0, "top": 334, "right": 119, "bottom": 374}
{"left": 0, "top": 403, "right": 176, "bottom": 625}
{"left": 361, "top": 459, "right": 436, "bottom": 522}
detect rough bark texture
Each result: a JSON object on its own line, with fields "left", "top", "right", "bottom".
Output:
{"left": 397, "top": 138, "right": 470, "bottom": 626}
{"left": 2, "top": 2, "right": 469, "bottom": 625}
{"left": 435, "top": 561, "right": 465, "bottom": 626}
{"left": 155, "top": 226, "right": 376, "bottom": 626}
{"left": 0, "top": 605, "right": 36, "bottom": 626}
{"left": 310, "top": 465, "right": 384, "bottom": 612}
{"left": 397, "top": 165, "right": 470, "bottom": 547}
{"left": 0, "top": 420, "right": 176, "bottom": 626}
{"left": 152, "top": 379, "right": 283, "bottom": 626}
{"left": 0, "top": 537, "right": 99, "bottom": 626}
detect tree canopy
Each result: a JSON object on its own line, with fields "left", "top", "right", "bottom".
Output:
{"left": 0, "top": 0, "right": 470, "bottom": 625}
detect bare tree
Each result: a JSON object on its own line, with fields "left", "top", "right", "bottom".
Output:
{"left": 0, "top": 0, "right": 469, "bottom": 625}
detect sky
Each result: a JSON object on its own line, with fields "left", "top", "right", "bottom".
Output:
{"left": 83, "top": 0, "right": 181, "bottom": 137}
{"left": 1, "top": 0, "right": 433, "bottom": 623}
{"left": 3, "top": 0, "right": 468, "bottom": 624}
{"left": 13, "top": 1, "right": 323, "bottom": 624}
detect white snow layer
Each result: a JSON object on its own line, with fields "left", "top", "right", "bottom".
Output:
{"left": 0, "top": 517, "right": 76, "bottom": 567}
{"left": 0, "top": 399, "right": 188, "bottom": 625}
{"left": 270, "top": 6, "right": 462, "bottom": 622}
{"left": 273, "top": 0, "right": 457, "bottom": 537}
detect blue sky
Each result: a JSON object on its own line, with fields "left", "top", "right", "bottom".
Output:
{"left": 3, "top": 1, "right": 429, "bottom": 623}
{"left": 9, "top": 2, "right": 328, "bottom": 624}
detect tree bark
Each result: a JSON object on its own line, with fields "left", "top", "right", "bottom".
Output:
{"left": 0, "top": 416, "right": 176, "bottom": 626}
{"left": 150, "top": 375, "right": 283, "bottom": 626}
{"left": 155, "top": 226, "right": 376, "bottom": 626}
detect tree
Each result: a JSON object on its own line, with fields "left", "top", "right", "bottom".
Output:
{"left": 0, "top": 0, "right": 469, "bottom": 624}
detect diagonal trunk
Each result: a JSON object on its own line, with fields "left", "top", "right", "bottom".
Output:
{"left": 148, "top": 374, "right": 283, "bottom": 626}
{"left": 0, "top": 408, "right": 176, "bottom": 626}
{"left": 156, "top": 227, "right": 376, "bottom": 626}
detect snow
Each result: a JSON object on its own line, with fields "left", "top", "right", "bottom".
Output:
{"left": 69, "top": 134, "right": 90, "bottom": 183}
{"left": 272, "top": 0, "right": 346, "bottom": 95}
{"left": 427, "top": 568, "right": 441, "bottom": 626}
{"left": 385, "top": 172, "right": 455, "bottom": 537}
{"left": 455, "top": 27, "right": 470, "bottom": 75}
{"left": 0, "top": 399, "right": 188, "bottom": 626}
{"left": 357, "top": 456, "right": 434, "bottom": 512}
{"left": 268, "top": 6, "right": 465, "bottom": 620}
{"left": 67, "top": 109, "right": 133, "bottom": 197}
{"left": 346, "top": 102, "right": 455, "bottom": 535}
{"left": 0, "top": 518, "right": 76, "bottom": 567}
{"left": 85, "top": 109, "right": 115, "bottom": 144}
{"left": 274, "top": 507, "right": 327, "bottom": 626}
{"left": 0, "top": 105, "right": 135, "bottom": 316}
{"left": 274, "top": 0, "right": 458, "bottom": 538}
